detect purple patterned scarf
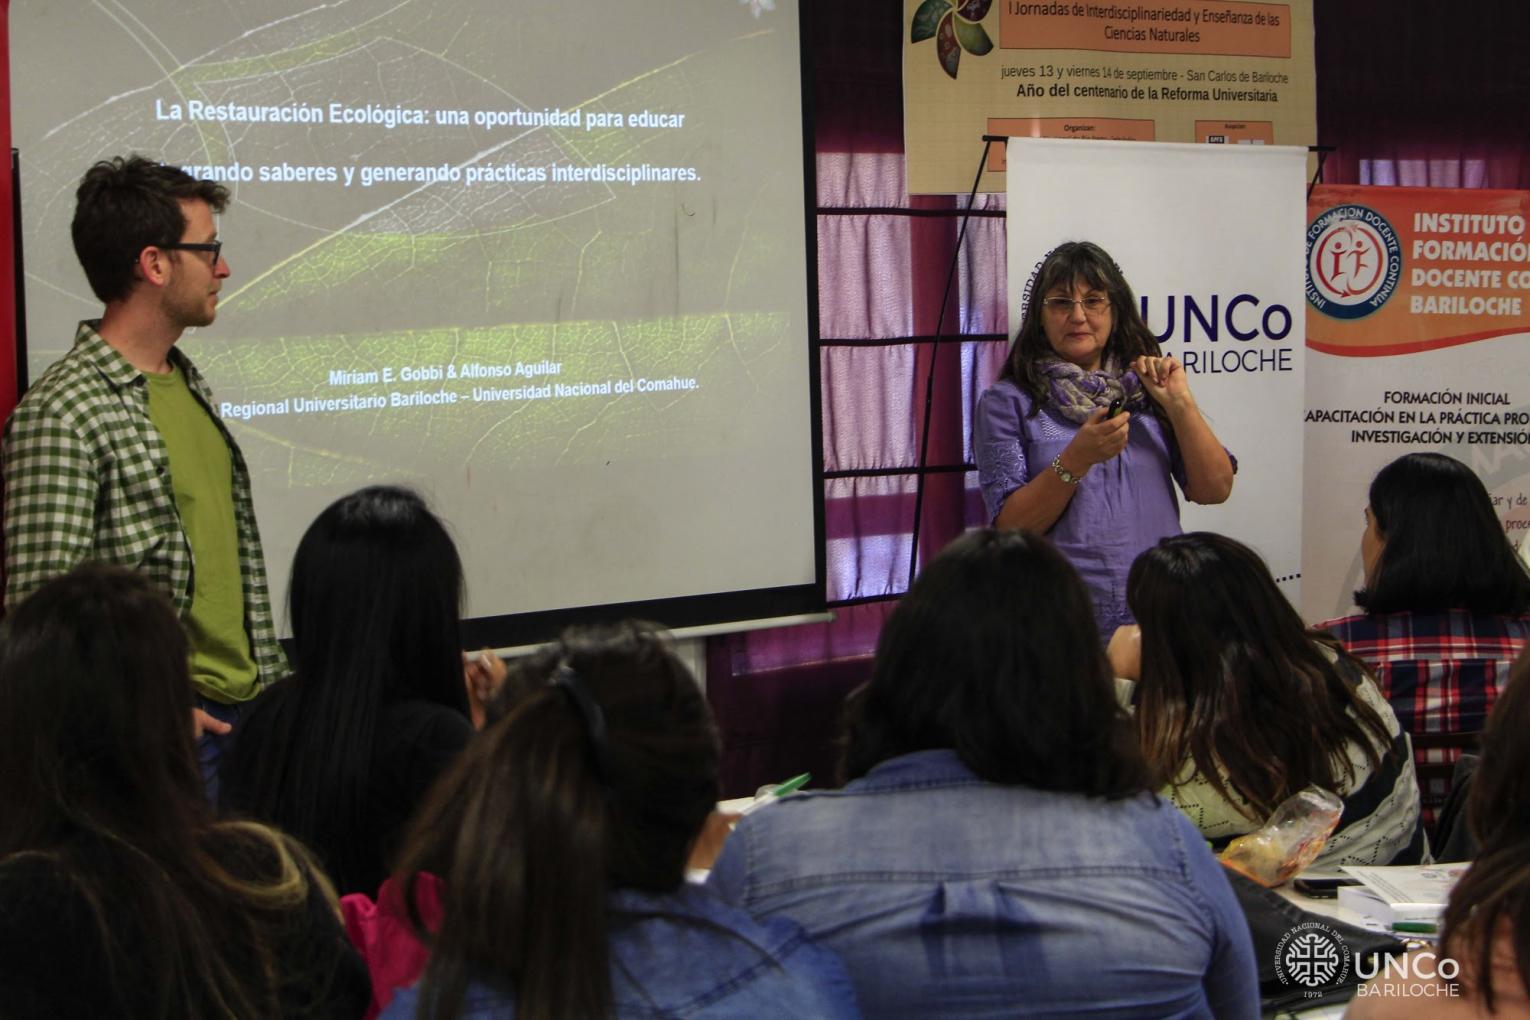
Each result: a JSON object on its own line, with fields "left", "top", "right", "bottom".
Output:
{"left": 1036, "top": 355, "right": 1147, "bottom": 424}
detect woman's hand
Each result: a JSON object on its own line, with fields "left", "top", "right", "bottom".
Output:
{"left": 1132, "top": 355, "right": 1194, "bottom": 410}
{"left": 1062, "top": 406, "right": 1131, "bottom": 472}
{"left": 1132, "top": 354, "right": 1235, "bottom": 504}
{"left": 464, "top": 650, "right": 509, "bottom": 729}
{"left": 994, "top": 402, "right": 1127, "bottom": 532}
{"left": 1107, "top": 624, "right": 1142, "bottom": 681}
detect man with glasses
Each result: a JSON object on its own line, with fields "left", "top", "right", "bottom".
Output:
{"left": 2, "top": 155, "right": 285, "bottom": 797}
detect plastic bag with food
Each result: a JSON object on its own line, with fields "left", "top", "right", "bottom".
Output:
{"left": 1218, "top": 786, "right": 1344, "bottom": 887}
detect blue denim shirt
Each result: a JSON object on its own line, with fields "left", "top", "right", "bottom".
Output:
{"left": 379, "top": 882, "right": 859, "bottom": 1019}
{"left": 708, "top": 749, "right": 1259, "bottom": 1019}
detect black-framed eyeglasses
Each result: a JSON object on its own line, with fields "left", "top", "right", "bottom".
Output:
{"left": 156, "top": 240, "right": 223, "bottom": 265}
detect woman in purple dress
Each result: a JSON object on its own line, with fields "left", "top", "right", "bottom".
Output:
{"left": 975, "top": 240, "right": 1234, "bottom": 637}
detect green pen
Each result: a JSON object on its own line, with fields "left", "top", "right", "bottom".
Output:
{"left": 741, "top": 773, "right": 813, "bottom": 816}
{"left": 1392, "top": 922, "right": 1438, "bottom": 935}
{"left": 771, "top": 772, "right": 812, "bottom": 797}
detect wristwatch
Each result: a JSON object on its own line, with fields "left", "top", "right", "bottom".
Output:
{"left": 1051, "top": 454, "right": 1083, "bottom": 485}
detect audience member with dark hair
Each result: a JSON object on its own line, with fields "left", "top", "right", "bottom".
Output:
{"left": 221, "top": 485, "right": 503, "bottom": 896}
{"left": 1116, "top": 532, "right": 1424, "bottom": 867}
{"left": 379, "top": 623, "right": 858, "bottom": 1020}
{"left": 709, "top": 529, "right": 1258, "bottom": 1018}
{"left": 1322, "top": 452, "right": 1530, "bottom": 818}
{"left": 0, "top": 565, "right": 368, "bottom": 1018}
{"left": 1349, "top": 647, "right": 1530, "bottom": 1017}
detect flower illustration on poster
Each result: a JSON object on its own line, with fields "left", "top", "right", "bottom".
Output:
{"left": 911, "top": 0, "right": 994, "bottom": 79}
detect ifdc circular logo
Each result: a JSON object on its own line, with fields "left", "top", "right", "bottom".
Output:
{"left": 1274, "top": 921, "right": 1352, "bottom": 993}
{"left": 1306, "top": 204, "right": 1402, "bottom": 320}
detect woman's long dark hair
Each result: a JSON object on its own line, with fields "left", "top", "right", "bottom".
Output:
{"left": 0, "top": 565, "right": 340, "bottom": 1016}
{"left": 221, "top": 485, "right": 469, "bottom": 891}
{"left": 393, "top": 623, "right": 720, "bottom": 1020}
{"left": 1357, "top": 452, "right": 1530, "bottom": 615}
{"left": 1128, "top": 533, "right": 1394, "bottom": 819}
{"left": 1440, "top": 647, "right": 1530, "bottom": 1010}
{"left": 842, "top": 528, "right": 1148, "bottom": 798}
{"left": 999, "top": 240, "right": 1164, "bottom": 413}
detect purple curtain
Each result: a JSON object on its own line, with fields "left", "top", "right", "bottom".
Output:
{"left": 708, "top": 1, "right": 1530, "bottom": 797}
{"left": 1315, "top": 1, "right": 1530, "bottom": 189}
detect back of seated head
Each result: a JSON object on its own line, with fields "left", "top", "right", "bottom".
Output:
{"left": 0, "top": 564, "right": 358, "bottom": 1017}
{"left": 844, "top": 527, "right": 1147, "bottom": 797}
{"left": 394, "top": 621, "right": 718, "bottom": 1020}
{"left": 287, "top": 484, "right": 468, "bottom": 709}
{"left": 1126, "top": 532, "right": 1393, "bottom": 822}
{"left": 221, "top": 484, "right": 471, "bottom": 892}
{"left": 0, "top": 563, "right": 201, "bottom": 844}
{"left": 1440, "top": 647, "right": 1530, "bottom": 1011}
{"left": 1358, "top": 451, "right": 1530, "bottom": 615}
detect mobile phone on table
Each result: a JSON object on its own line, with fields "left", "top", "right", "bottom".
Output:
{"left": 1291, "top": 876, "right": 1360, "bottom": 899}
{"left": 1105, "top": 396, "right": 1124, "bottom": 418}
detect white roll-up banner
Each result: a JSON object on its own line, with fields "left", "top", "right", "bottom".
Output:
{"left": 1005, "top": 137, "right": 1309, "bottom": 595}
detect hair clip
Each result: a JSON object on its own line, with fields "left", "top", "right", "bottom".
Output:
{"left": 550, "top": 663, "right": 611, "bottom": 783}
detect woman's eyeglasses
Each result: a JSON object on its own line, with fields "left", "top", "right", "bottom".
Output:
{"left": 1042, "top": 296, "right": 1109, "bottom": 315}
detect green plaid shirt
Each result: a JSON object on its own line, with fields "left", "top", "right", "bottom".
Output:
{"left": 2, "top": 321, "right": 287, "bottom": 692}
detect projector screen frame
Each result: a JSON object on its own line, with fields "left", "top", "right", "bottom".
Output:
{"left": 7, "top": 2, "right": 829, "bottom": 650}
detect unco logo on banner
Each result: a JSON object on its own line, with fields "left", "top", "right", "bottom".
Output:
{"left": 1307, "top": 204, "right": 1403, "bottom": 320}
{"left": 1136, "top": 294, "right": 1296, "bottom": 374}
{"left": 1274, "top": 921, "right": 1351, "bottom": 997}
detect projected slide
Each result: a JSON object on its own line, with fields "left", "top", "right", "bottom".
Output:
{"left": 13, "top": 1, "right": 820, "bottom": 637}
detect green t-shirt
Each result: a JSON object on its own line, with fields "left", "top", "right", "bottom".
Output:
{"left": 145, "top": 364, "right": 259, "bottom": 703}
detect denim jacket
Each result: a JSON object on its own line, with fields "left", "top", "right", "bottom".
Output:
{"left": 708, "top": 749, "right": 1258, "bottom": 1019}
{"left": 379, "top": 882, "right": 859, "bottom": 1019}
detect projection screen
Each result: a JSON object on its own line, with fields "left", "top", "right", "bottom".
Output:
{"left": 12, "top": 0, "right": 824, "bottom": 646}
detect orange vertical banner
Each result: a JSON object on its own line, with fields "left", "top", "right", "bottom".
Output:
{"left": 1302, "top": 184, "right": 1530, "bottom": 620}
